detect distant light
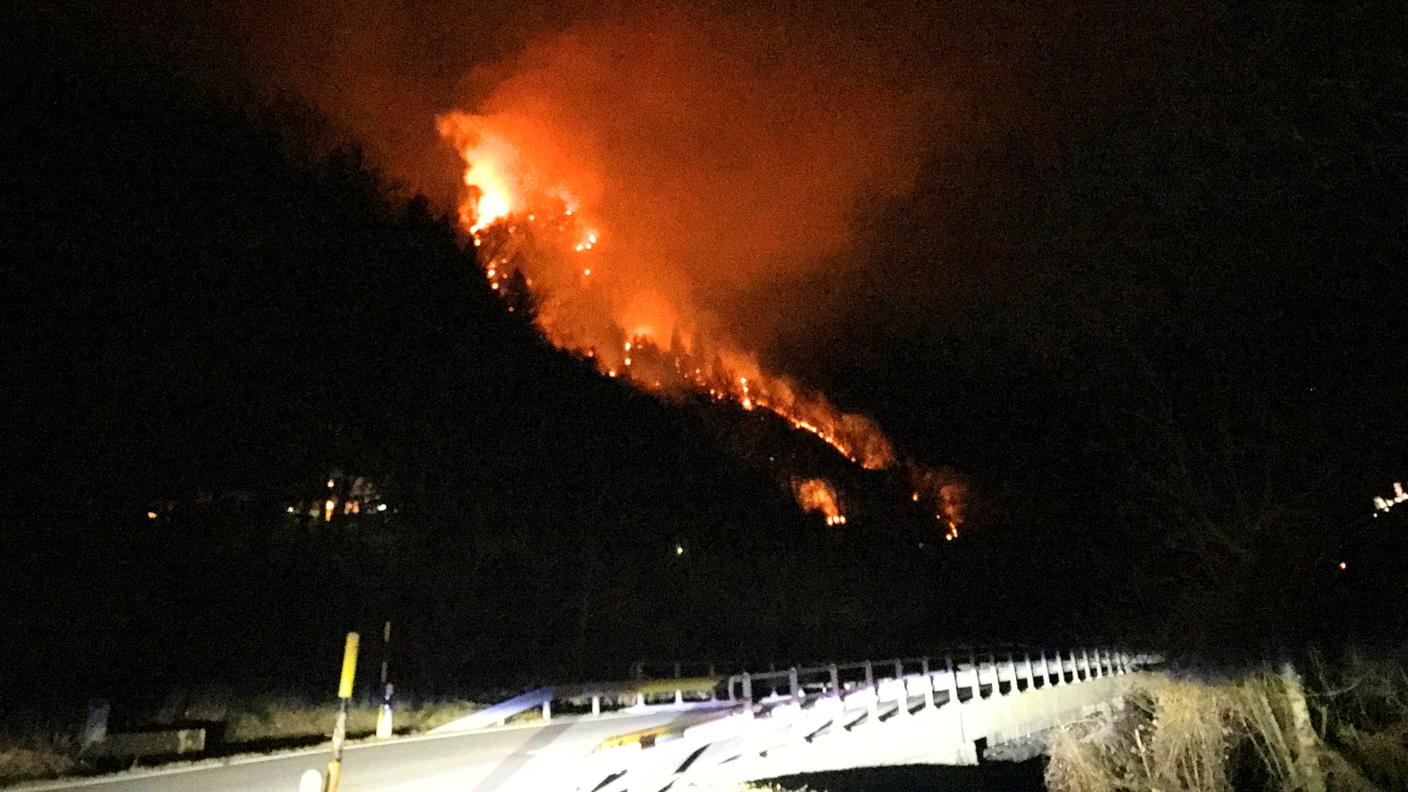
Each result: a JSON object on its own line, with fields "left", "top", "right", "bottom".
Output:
{"left": 146, "top": 511, "right": 158, "bottom": 520}
{"left": 286, "top": 506, "right": 295, "bottom": 514}
{"left": 377, "top": 503, "right": 388, "bottom": 513}
{"left": 1373, "top": 481, "right": 1407, "bottom": 514}
{"left": 911, "top": 492, "right": 920, "bottom": 502}
{"left": 327, "top": 479, "right": 335, "bottom": 489}
{"left": 324, "top": 499, "right": 336, "bottom": 522}
{"left": 674, "top": 544, "right": 685, "bottom": 556}
{"left": 1338, "top": 561, "right": 1347, "bottom": 571}
{"left": 583, "top": 268, "right": 592, "bottom": 277}
{"left": 624, "top": 357, "right": 632, "bottom": 366}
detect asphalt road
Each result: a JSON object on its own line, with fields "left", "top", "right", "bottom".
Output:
{"left": 18, "top": 709, "right": 724, "bottom": 792}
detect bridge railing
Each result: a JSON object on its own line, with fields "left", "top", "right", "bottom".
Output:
{"left": 724, "top": 647, "right": 1151, "bottom": 712}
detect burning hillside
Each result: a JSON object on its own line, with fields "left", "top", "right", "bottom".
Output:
{"left": 433, "top": 6, "right": 965, "bottom": 531}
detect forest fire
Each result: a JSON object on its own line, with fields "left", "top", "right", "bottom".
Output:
{"left": 793, "top": 478, "right": 846, "bottom": 526}
{"left": 440, "top": 111, "right": 896, "bottom": 471}
{"left": 433, "top": 6, "right": 963, "bottom": 529}
{"left": 437, "top": 114, "right": 974, "bottom": 533}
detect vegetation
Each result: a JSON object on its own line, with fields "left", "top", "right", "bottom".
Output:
{"left": 1047, "top": 652, "right": 1408, "bottom": 792}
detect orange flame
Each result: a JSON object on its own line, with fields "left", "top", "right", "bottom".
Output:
{"left": 439, "top": 114, "right": 899, "bottom": 472}
{"left": 792, "top": 477, "right": 846, "bottom": 526}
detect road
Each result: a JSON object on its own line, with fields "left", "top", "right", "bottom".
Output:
{"left": 17, "top": 709, "right": 728, "bottom": 792}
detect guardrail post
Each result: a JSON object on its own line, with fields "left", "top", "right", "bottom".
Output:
{"left": 675, "top": 687, "right": 683, "bottom": 705}
{"left": 1021, "top": 653, "right": 1034, "bottom": 691}
{"left": 921, "top": 658, "right": 936, "bottom": 709}
{"left": 591, "top": 695, "right": 600, "bottom": 716}
{"left": 542, "top": 698, "right": 552, "bottom": 722}
{"left": 789, "top": 667, "right": 800, "bottom": 705}
{"left": 1007, "top": 653, "right": 1020, "bottom": 693}
{"left": 1068, "top": 650, "right": 1078, "bottom": 682}
{"left": 742, "top": 672, "right": 754, "bottom": 716}
{"left": 1054, "top": 651, "right": 1065, "bottom": 685}
{"left": 945, "top": 655, "right": 960, "bottom": 705}
{"left": 829, "top": 664, "right": 840, "bottom": 693}
{"left": 989, "top": 654, "right": 1004, "bottom": 697}
{"left": 636, "top": 691, "right": 645, "bottom": 708}
{"left": 1081, "top": 648, "right": 1092, "bottom": 681}
{"left": 863, "top": 662, "right": 879, "bottom": 722}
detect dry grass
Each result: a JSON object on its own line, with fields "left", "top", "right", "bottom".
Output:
{"left": 0, "top": 733, "right": 80, "bottom": 785}
{"left": 154, "top": 693, "right": 480, "bottom": 744}
{"left": 1046, "top": 670, "right": 1328, "bottom": 792}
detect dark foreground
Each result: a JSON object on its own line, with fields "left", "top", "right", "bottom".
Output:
{"left": 769, "top": 759, "right": 1046, "bottom": 792}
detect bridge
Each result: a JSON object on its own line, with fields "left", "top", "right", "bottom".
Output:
{"left": 25, "top": 648, "right": 1150, "bottom": 792}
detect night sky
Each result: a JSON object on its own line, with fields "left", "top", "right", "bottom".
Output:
{"left": 7, "top": 0, "right": 1408, "bottom": 718}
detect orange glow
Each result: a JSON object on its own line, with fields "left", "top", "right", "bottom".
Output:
{"left": 324, "top": 499, "right": 336, "bottom": 522}
{"left": 439, "top": 112, "right": 902, "bottom": 474}
{"left": 792, "top": 477, "right": 846, "bottom": 526}
{"left": 432, "top": 21, "right": 961, "bottom": 532}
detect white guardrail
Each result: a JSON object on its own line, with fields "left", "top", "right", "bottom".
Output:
{"left": 725, "top": 647, "right": 1151, "bottom": 711}
{"left": 578, "top": 646, "right": 1157, "bottom": 791}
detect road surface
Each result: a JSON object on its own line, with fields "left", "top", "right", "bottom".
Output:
{"left": 16, "top": 709, "right": 728, "bottom": 792}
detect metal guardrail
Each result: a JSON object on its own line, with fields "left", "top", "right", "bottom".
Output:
{"left": 579, "top": 646, "right": 1155, "bottom": 790}
{"left": 723, "top": 647, "right": 1150, "bottom": 711}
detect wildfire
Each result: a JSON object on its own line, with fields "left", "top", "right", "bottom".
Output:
{"left": 792, "top": 477, "right": 846, "bottom": 526}
{"left": 910, "top": 465, "right": 969, "bottom": 539}
{"left": 437, "top": 109, "right": 965, "bottom": 538}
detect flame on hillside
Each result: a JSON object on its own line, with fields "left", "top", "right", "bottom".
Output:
{"left": 792, "top": 477, "right": 846, "bottom": 527}
{"left": 440, "top": 112, "right": 895, "bottom": 469}
{"left": 433, "top": 8, "right": 964, "bottom": 525}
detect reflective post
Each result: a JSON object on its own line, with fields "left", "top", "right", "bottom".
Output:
{"left": 326, "top": 632, "right": 359, "bottom": 792}
{"left": 375, "top": 621, "right": 393, "bottom": 740}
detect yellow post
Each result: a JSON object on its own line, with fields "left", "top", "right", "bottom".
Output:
{"left": 326, "top": 632, "right": 359, "bottom": 792}
{"left": 337, "top": 632, "right": 360, "bottom": 699}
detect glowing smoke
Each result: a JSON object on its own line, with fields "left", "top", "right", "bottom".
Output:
{"left": 435, "top": 5, "right": 940, "bottom": 472}
{"left": 792, "top": 477, "right": 846, "bottom": 527}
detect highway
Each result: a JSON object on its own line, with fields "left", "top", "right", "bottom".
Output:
{"left": 18, "top": 709, "right": 728, "bottom": 792}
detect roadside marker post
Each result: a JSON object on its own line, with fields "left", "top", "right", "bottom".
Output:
{"left": 325, "top": 632, "right": 359, "bottom": 792}
{"left": 376, "top": 621, "right": 393, "bottom": 740}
